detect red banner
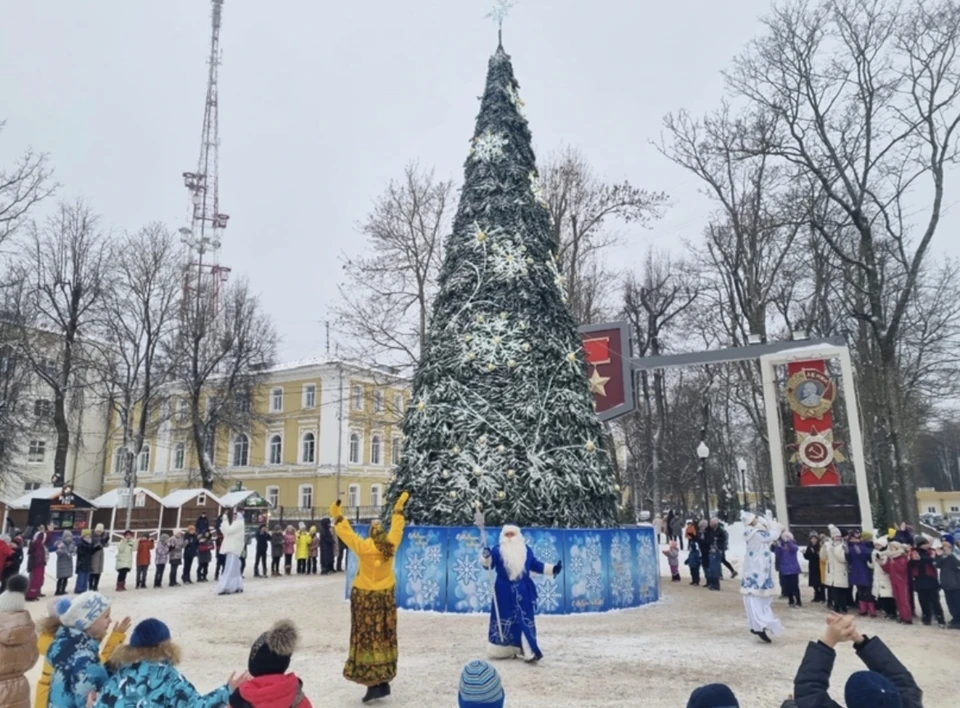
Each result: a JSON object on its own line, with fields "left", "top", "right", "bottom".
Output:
{"left": 579, "top": 323, "right": 634, "bottom": 422}
{"left": 785, "top": 360, "right": 843, "bottom": 486}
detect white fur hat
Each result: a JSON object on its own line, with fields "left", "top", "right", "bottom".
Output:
{"left": 60, "top": 591, "right": 110, "bottom": 631}
{"left": 828, "top": 524, "right": 842, "bottom": 538}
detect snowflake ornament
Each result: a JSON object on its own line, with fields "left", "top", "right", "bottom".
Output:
{"left": 529, "top": 170, "right": 547, "bottom": 207}
{"left": 490, "top": 238, "right": 531, "bottom": 280}
{"left": 536, "top": 578, "right": 562, "bottom": 612}
{"left": 425, "top": 544, "right": 443, "bottom": 565}
{"left": 505, "top": 83, "right": 526, "bottom": 114}
{"left": 545, "top": 255, "right": 567, "bottom": 300}
{"left": 455, "top": 555, "right": 481, "bottom": 586}
{"left": 421, "top": 579, "right": 440, "bottom": 606}
{"left": 405, "top": 553, "right": 427, "bottom": 582}
{"left": 471, "top": 130, "right": 508, "bottom": 162}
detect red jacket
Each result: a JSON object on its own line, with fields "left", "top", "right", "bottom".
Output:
{"left": 229, "top": 674, "right": 312, "bottom": 708}
{"left": 0, "top": 540, "right": 11, "bottom": 573}
{"left": 26, "top": 532, "right": 46, "bottom": 571}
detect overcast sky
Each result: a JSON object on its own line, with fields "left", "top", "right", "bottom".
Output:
{"left": 2, "top": 1, "right": 957, "bottom": 361}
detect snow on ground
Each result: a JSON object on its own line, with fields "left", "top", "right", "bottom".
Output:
{"left": 20, "top": 535, "right": 960, "bottom": 707}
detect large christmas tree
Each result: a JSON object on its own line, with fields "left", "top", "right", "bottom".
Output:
{"left": 386, "top": 42, "right": 619, "bottom": 528}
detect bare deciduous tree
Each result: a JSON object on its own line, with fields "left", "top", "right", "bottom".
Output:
{"left": 12, "top": 200, "right": 111, "bottom": 488}
{"left": 541, "top": 146, "right": 668, "bottom": 324}
{"left": 335, "top": 163, "right": 453, "bottom": 370}
{"left": 0, "top": 123, "right": 56, "bottom": 248}
{"left": 169, "top": 277, "right": 277, "bottom": 489}
{"left": 725, "top": 0, "right": 960, "bottom": 522}
{"left": 99, "top": 224, "right": 182, "bottom": 523}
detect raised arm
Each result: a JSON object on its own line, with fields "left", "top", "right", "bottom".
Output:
{"left": 386, "top": 492, "right": 409, "bottom": 549}
{"left": 328, "top": 501, "right": 364, "bottom": 555}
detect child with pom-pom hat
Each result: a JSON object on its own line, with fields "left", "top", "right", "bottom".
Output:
{"left": 229, "top": 619, "right": 312, "bottom": 708}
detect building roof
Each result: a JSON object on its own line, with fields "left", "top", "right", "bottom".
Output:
{"left": 5, "top": 487, "right": 98, "bottom": 509}
{"left": 218, "top": 489, "right": 260, "bottom": 507}
{"left": 161, "top": 488, "right": 221, "bottom": 508}
{"left": 93, "top": 487, "right": 164, "bottom": 509}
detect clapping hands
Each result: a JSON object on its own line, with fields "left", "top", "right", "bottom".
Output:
{"left": 228, "top": 671, "right": 251, "bottom": 691}
{"left": 822, "top": 613, "right": 863, "bottom": 648}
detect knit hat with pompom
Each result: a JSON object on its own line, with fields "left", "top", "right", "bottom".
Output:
{"left": 248, "top": 619, "right": 298, "bottom": 676}
{"left": 845, "top": 671, "right": 902, "bottom": 708}
{"left": 0, "top": 575, "right": 28, "bottom": 613}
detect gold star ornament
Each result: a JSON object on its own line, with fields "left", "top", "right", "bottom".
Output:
{"left": 588, "top": 368, "right": 611, "bottom": 396}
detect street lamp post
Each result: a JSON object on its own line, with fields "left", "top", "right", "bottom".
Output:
{"left": 737, "top": 457, "right": 748, "bottom": 511}
{"left": 697, "top": 441, "right": 710, "bottom": 520}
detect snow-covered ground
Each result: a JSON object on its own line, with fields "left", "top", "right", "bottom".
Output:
{"left": 19, "top": 532, "right": 959, "bottom": 707}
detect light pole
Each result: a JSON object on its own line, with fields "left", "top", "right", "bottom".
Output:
{"left": 737, "top": 457, "right": 748, "bottom": 511}
{"left": 697, "top": 440, "right": 710, "bottom": 520}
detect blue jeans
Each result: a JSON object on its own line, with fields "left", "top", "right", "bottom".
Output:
{"left": 74, "top": 571, "right": 89, "bottom": 594}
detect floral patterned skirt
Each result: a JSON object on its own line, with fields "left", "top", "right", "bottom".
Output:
{"left": 344, "top": 586, "right": 398, "bottom": 686}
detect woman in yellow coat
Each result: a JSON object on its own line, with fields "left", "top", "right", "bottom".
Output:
{"left": 34, "top": 597, "right": 129, "bottom": 708}
{"left": 295, "top": 523, "right": 312, "bottom": 575}
{"left": 329, "top": 491, "right": 408, "bottom": 704}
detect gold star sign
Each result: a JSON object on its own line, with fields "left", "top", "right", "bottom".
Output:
{"left": 588, "top": 368, "right": 611, "bottom": 396}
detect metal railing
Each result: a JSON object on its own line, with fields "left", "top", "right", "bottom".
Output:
{"left": 271, "top": 505, "right": 383, "bottom": 526}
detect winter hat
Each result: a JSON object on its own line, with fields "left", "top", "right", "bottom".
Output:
{"left": 53, "top": 597, "right": 72, "bottom": 617}
{"left": 844, "top": 671, "right": 902, "bottom": 708}
{"left": 915, "top": 536, "right": 930, "bottom": 548}
{"left": 94, "top": 523, "right": 104, "bottom": 533}
{"left": 60, "top": 591, "right": 110, "bottom": 631}
{"left": 298, "top": 522, "right": 306, "bottom": 530}
{"left": 130, "top": 618, "right": 171, "bottom": 648}
{"left": 861, "top": 530, "right": 874, "bottom": 542}
{"left": 123, "top": 530, "right": 134, "bottom": 538}
{"left": 942, "top": 533, "right": 955, "bottom": 546}
{"left": 0, "top": 575, "right": 29, "bottom": 613}
{"left": 248, "top": 619, "right": 298, "bottom": 677}
{"left": 687, "top": 683, "right": 739, "bottom": 708}
{"left": 828, "top": 524, "right": 842, "bottom": 539}
{"left": 458, "top": 660, "right": 504, "bottom": 708}
{"left": 874, "top": 536, "right": 889, "bottom": 549}
{"left": 80, "top": 529, "right": 91, "bottom": 538}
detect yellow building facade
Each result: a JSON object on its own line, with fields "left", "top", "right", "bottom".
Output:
{"left": 101, "top": 359, "right": 409, "bottom": 520}
{"left": 916, "top": 487, "right": 960, "bottom": 519}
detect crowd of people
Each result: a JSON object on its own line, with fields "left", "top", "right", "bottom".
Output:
{"left": 0, "top": 511, "right": 351, "bottom": 600}
{"left": 658, "top": 511, "right": 960, "bottom": 632}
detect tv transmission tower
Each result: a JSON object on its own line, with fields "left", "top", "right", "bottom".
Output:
{"left": 180, "top": 0, "right": 231, "bottom": 311}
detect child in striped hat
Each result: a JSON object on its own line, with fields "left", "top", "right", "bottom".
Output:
{"left": 458, "top": 660, "right": 504, "bottom": 708}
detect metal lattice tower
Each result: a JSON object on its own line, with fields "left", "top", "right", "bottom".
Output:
{"left": 181, "top": 0, "right": 231, "bottom": 309}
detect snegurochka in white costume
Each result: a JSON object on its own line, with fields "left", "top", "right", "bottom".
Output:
{"left": 481, "top": 524, "right": 562, "bottom": 663}
{"left": 740, "top": 510, "right": 784, "bottom": 643}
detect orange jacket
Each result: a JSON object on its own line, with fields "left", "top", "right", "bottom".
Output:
{"left": 136, "top": 538, "right": 154, "bottom": 566}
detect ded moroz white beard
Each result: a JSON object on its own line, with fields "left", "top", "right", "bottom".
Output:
{"left": 499, "top": 525, "right": 527, "bottom": 581}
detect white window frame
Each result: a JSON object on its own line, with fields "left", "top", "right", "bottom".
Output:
{"left": 197, "top": 493, "right": 206, "bottom": 507}
{"left": 302, "top": 383, "right": 317, "bottom": 409}
{"left": 349, "top": 431, "right": 361, "bottom": 464}
{"left": 137, "top": 445, "right": 151, "bottom": 473}
{"left": 266, "top": 485, "right": 280, "bottom": 508}
{"left": 113, "top": 447, "right": 128, "bottom": 475}
{"left": 27, "top": 440, "right": 45, "bottom": 464}
{"left": 173, "top": 443, "right": 186, "bottom": 471}
{"left": 391, "top": 436, "right": 402, "bottom": 465}
{"left": 270, "top": 387, "right": 284, "bottom": 413}
{"left": 301, "top": 431, "right": 316, "bottom": 464}
{"left": 268, "top": 434, "right": 283, "bottom": 465}
{"left": 178, "top": 399, "right": 189, "bottom": 422}
{"left": 373, "top": 389, "right": 384, "bottom": 413}
{"left": 928, "top": 506, "right": 937, "bottom": 514}
{"left": 370, "top": 484, "right": 382, "bottom": 508}
{"left": 299, "top": 484, "right": 314, "bottom": 510}
{"left": 232, "top": 433, "right": 250, "bottom": 467}
{"left": 951, "top": 506, "right": 960, "bottom": 513}
{"left": 351, "top": 385, "right": 363, "bottom": 411}
{"left": 348, "top": 483, "right": 360, "bottom": 508}
{"left": 34, "top": 398, "right": 52, "bottom": 418}
{"left": 370, "top": 434, "right": 382, "bottom": 465}
{"left": 23, "top": 481, "right": 42, "bottom": 492}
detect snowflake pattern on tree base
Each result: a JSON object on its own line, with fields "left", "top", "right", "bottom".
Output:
{"left": 345, "top": 525, "right": 660, "bottom": 615}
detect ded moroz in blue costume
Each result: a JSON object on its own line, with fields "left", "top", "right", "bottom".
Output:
{"left": 481, "top": 525, "right": 562, "bottom": 662}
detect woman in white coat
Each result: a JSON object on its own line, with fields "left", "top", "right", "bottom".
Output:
{"left": 740, "top": 511, "right": 784, "bottom": 643}
{"left": 871, "top": 536, "right": 896, "bottom": 619}
{"left": 820, "top": 525, "right": 849, "bottom": 613}
{"left": 217, "top": 508, "right": 245, "bottom": 596}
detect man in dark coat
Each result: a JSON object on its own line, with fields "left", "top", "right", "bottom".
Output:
{"left": 181, "top": 526, "right": 199, "bottom": 584}
{"left": 779, "top": 614, "right": 922, "bottom": 708}
{"left": 196, "top": 512, "right": 210, "bottom": 535}
{"left": 696, "top": 520, "right": 712, "bottom": 586}
{"left": 254, "top": 524, "right": 269, "bottom": 578}
{"left": 318, "top": 517, "right": 335, "bottom": 575}
{"left": 804, "top": 533, "right": 825, "bottom": 603}
{"left": 710, "top": 518, "right": 738, "bottom": 578}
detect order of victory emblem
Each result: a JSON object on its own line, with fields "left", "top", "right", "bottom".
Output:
{"left": 785, "top": 368, "right": 835, "bottom": 420}
{"left": 790, "top": 428, "right": 846, "bottom": 479}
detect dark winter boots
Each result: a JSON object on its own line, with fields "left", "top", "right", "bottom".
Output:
{"left": 362, "top": 684, "right": 391, "bottom": 703}
{"left": 751, "top": 629, "right": 772, "bottom": 644}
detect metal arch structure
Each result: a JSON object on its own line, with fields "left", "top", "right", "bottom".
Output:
{"left": 578, "top": 325, "right": 872, "bottom": 530}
